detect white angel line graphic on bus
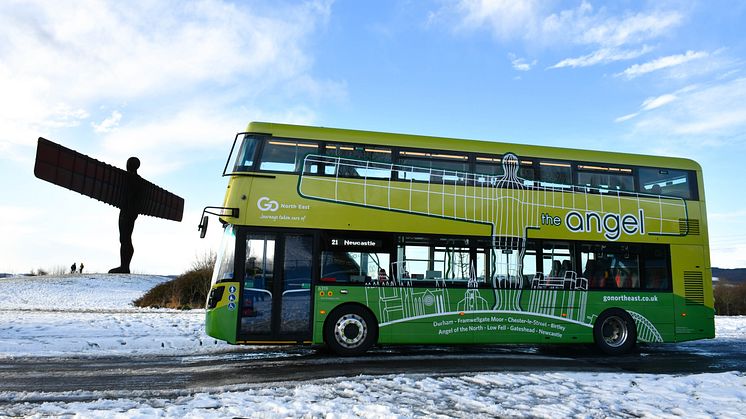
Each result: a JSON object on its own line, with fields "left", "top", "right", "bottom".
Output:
{"left": 299, "top": 151, "right": 688, "bottom": 315}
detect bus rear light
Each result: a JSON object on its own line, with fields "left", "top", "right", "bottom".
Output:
{"left": 320, "top": 277, "right": 336, "bottom": 282}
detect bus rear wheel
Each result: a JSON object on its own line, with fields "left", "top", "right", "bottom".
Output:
{"left": 593, "top": 308, "right": 637, "bottom": 355}
{"left": 324, "top": 305, "right": 378, "bottom": 356}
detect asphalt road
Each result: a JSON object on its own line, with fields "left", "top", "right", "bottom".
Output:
{"left": 0, "top": 337, "right": 743, "bottom": 403}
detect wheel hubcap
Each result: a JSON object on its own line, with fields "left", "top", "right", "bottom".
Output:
{"left": 601, "top": 315, "right": 629, "bottom": 348}
{"left": 334, "top": 314, "right": 367, "bottom": 349}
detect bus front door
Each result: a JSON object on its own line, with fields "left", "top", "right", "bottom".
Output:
{"left": 240, "top": 234, "right": 314, "bottom": 342}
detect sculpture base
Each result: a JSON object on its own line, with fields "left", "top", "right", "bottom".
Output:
{"left": 108, "top": 266, "right": 131, "bottom": 274}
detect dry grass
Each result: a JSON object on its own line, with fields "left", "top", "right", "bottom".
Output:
{"left": 133, "top": 252, "right": 216, "bottom": 310}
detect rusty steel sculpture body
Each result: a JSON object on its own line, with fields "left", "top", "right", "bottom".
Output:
{"left": 34, "top": 137, "right": 184, "bottom": 274}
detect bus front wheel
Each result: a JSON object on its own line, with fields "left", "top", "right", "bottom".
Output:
{"left": 593, "top": 308, "right": 637, "bottom": 355}
{"left": 324, "top": 305, "right": 378, "bottom": 356}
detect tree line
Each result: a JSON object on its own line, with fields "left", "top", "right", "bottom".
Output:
{"left": 714, "top": 282, "right": 746, "bottom": 315}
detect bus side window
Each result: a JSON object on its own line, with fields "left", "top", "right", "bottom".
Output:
{"left": 638, "top": 167, "right": 695, "bottom": 200}
{"left": 538, "top": 161, "right": 572, "bottom": 189}
{"left": 325, "top": 144, "right": 392, "bottom": 179}
{"left": 398, "top": 244, "right": 431, "bottom": 284}
{"left": 542, "top": 242, "right": 573, "bottom": 278}
{"left": 642, "top": 246, "right": 671, "bottom": 290}
{"left": 581, "top": 243, "right": 661, "bottom": 290}
{"left": 577, "top": 164, "right": 634, "bottom": 193}
{"left": 259, "top": 139, "right": 319, "bottom": 173}
{"left": 520, "top": 245, "right": 538, "bottom": 287}
{"left": 320, "top": 251, "right": 390, "bottom": 284}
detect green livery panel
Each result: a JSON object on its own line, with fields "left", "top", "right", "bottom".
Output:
{"left": 313, "top": 286, "right": 713, "bottom": 345}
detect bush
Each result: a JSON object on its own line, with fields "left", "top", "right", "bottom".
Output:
{"left": 134, "top": 251, "right": 216, "bottom": 309}
{"left": 714, "top": 281, "right": 746, "bottom": 315}
{"left": 27, "top": 265, "right": 70, "bottom": 276}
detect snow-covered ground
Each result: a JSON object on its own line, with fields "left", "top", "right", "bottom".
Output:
{"left": 1, "top": 274, "right": 745, "bottom": 418}
{"left": 0, "top": 274, "right": 234, "bottom": 357}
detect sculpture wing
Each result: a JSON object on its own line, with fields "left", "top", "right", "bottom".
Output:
{"left": 34, "top": 137, "right": 184, "bottom": 222}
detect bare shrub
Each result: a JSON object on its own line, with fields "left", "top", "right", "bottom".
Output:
{"left": 50, "top": 265, "right": 67, "bottom": 276}
{"left": 714, "top": 282, "right": 746, "bottom": 315}
{"left": 134, "top": 251, "right": 216, "bottom": 309}
{"left": 192, "top": 251, "right": 217, "bottom": 272}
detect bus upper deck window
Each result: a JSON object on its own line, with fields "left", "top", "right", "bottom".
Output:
{"left": 260, "top": 139, "right": 319, "bottom": 173}
{"left": 577, "top": 164, "right": 634, "bottom": 193}
{"left": 539, "top": 161, "right": 572, "bottom": 189}
{"left": 638, "top": 167, "right": 695, "bottom": 200}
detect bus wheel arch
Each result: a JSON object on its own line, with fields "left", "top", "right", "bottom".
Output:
{"left": 323, "top": 303, "right": 379, "bottom": 356}
{"left": 593, "top": 308, "right": 637, "bottom": 355}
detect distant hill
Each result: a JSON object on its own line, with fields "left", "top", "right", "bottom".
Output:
{"left": 712, "top": 268, "right": 746, "bottom": 283}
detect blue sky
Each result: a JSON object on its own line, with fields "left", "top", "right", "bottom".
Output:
{"left": 2, "top": 0, "right": 746, "bottom": 274}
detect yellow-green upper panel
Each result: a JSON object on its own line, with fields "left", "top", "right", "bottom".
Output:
{"left": 222, "top": 172, "right": 707, "bottom": 246}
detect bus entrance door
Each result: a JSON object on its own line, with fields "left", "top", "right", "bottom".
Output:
{"left": 240, "top": 234, "right": 314, "bottom": 342}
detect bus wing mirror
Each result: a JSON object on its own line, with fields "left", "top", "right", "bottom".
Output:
{"left": 198, "top": 215, "right": 209, "bottom": 239}
{"left": 198, "top": 206, "right": 239, "bottom": 238}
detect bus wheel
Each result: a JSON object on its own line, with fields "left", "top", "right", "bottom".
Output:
{"left": 324, "top": 305, "right": 378, "bottom": 356}
{"left": 593, "top": 308, "right": 637, "bottom": 355}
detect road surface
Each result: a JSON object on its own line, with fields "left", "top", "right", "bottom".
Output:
{"left": 0, "top": 337, "right": 742, "bottom": 404}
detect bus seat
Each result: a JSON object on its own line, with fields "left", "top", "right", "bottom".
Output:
{"left": 583, "top": 260, "right": 595, "bottom": 279}
{"left": 590, "top": 175, "right": 601, "bottom": 189}
{"left": 550, "top": 260, "right": 561, "bottom": 277}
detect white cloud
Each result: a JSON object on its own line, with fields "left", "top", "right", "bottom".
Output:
{"left": 446, "top": 0, "right": 543, "bottom": 41}
{"left": 509, "top": 53, "right": 537, "bottom": 71}
{"left": 619, "top": 78, "right": 746, "bottom": 142}
{"left": 618, "top": 50, "right": 709, "bottom": 79}
{"left": 0, "top": 0, "right": 338, "bottom": 157}
{"left": 92, "top": 111, "right": 122, "bottom": 133}
{"left": 435, "top": 1, "right": 684, "bottom": 70}
{"left": 641, "top": 94, "right": 677, "bottom": 111}
{"left": 614, "top": 113, "right": 639, "bottom": 123}
{"left": 550, "top": 45, "right": 652, "bottom": 69}
{"left": 615, "top": 93, "right": 678, "bottom": 123}
{"left": 570, "top": 9, "right": 682, "bottom": 47}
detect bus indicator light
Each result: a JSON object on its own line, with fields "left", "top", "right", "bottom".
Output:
{"left": 459, "top": 312, "right": 465, "bottom": 316}
{"left": 320, "top": 310, "right": 327, "bottom": 315}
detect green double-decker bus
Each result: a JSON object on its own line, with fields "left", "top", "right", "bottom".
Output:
{"left": 201, "top": 122, "right": 714, "bottom": 355}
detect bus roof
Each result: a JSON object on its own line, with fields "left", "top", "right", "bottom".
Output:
{"left": 246, "top": 121, "right": 702, "bottom": 172}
